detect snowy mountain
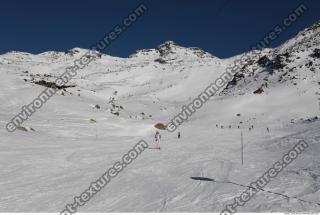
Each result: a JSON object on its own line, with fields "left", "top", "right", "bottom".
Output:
{"left": 0, "top": 20, "right": 319, "bottom": 213}
{"left": 223, "top": 20, "right": 320, "bottom": 96}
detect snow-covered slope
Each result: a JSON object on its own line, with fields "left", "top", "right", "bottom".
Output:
{"left": 0, "top": 21, "right": 320, "bottom": 213}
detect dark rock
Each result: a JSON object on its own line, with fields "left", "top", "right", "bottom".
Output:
{"left": 33, "top": 80, "right": 76, "bottom": 89}
{"left": 66, "top": 49, "right": 80, "bottom": 56}
{"left": 111, "top": 112, "right": 119, "bottom": 116}
{"left": 306, "top": 61, "right": 313, "bottom": 67}
{"left": 272, "top": 55, "right": 286, "bottom": 70}
{"left": 257, "top": 56, "right": 272, "bottom": 67}
{"left": 189, "top": 47, "right": 209, "bottom": 58}
{"left": 154, "top": 58, "right": 167, "bottom": 64}
{"left": 253, "top": 87, "right": 264, "bottom": 94}
{"left": 89, "top": 119, "right": 96, "bottom": 123}
{"left": 157, "top": 41, "right": 176, "bottom": 57}
{"left": 226, "top": 72, "right": 245, "bottom": 89}
{"left": 310, "top": 48, "right": 320, "bottom": 58}
{"left": 154, "top": 123, "right": 166, "bottom": 130}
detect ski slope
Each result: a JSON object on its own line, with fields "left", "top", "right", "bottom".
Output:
{"left": 0, "top": 23, "right": 320, "bottom": 213}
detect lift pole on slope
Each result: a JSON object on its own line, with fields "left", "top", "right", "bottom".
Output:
{"left": 241, "top": 131, "right": 244, "bottom": 165}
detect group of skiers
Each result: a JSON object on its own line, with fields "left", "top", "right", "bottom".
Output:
{"left": 153, "top": 123, "right": 270, "bottom": 149}
{"left": 154, "top": 131, "right": 180, "bottom": 150}
{"left": 215, "top": 124, "right": 270, "bottom": 133}
{"left": 216, "top": 124, "right": 254, "bottom": 130}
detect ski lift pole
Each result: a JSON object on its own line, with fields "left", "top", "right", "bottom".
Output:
{"left": 241, "top": 131, "right": 244, "bottom": 165}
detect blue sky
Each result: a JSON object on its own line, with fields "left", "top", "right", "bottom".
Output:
{"left": 0, "top": 0, "right": 319, "bottom": 58}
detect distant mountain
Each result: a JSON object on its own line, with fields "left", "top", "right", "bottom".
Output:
{"left": 129, "top": 41, "right": 215, "bottom": 62}
{"left": 0, "top": 20, "right": 319, "bottom": 102}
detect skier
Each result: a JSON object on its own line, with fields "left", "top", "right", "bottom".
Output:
{"left": 155, "top": 131, "right": 161, "bottom": 149}
{"left": 178, "top": 132, "right": 181, "bottom": 139}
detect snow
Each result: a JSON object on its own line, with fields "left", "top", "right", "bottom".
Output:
{"left": 0, "top": 23, "right": 320, "bottom": 213}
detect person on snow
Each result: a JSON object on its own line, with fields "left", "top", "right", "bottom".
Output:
{"left": 178, "top": 132, "right": 181, "bottom": 139}
{"left": 155, "top": 131, "right": 161, "bottom": 149}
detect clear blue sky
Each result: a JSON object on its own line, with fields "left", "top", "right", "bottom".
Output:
{"left": 0, "top": 0, "right": 319, "bottom": 58}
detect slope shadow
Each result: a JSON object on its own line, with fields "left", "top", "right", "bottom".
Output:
{"left": 190, "top": 177, "right": 214, "bottom": 182}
